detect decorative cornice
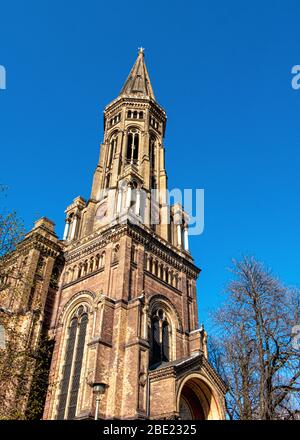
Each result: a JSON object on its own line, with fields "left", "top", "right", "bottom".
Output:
{"left": 105, "top": 97, "right": 166, "bottom": 120}
{"left": 148, "top": 352, "right": 227, "bottom": 396}
{"left": 62, "top": 266, "right": 105, "bottom": 289}
{"left": 63, "top": 220, "right": 200, "bottom": 278}
{"left": 202, "top": 355, "right": 228, "bottom": 394}
{"left": 64, "top": 223, "right": 127, "bottom": 263}
{"left": 145, "top": 270, "right": 182, "bottom": 295}
{"left": 149, "top": 366, "right": 177, "bottom": 382}
{"left": 0, "top": 231, "right": 62, "bottom": 267}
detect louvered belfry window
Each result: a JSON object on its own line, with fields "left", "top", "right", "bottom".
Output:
{"left": 149, "top": 309, "right": 170, "bottom": 368}
{"left": 56, "top": 306, "right": 88, "bottom": 420}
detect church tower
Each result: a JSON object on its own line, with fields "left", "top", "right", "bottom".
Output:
{"left": 63, "top": 48, "right": 171, "bottom": 244}
{"left": 0, "top": 50, "right": 226, "bottom": 420}
{"left": 43, "top": 49, "right": 226, "bottom": 420}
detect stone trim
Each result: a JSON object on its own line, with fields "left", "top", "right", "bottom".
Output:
{"left": 124, "top": 338, "right": 149, "bottom": 349}
{"left": 147, "top": 293, "right": 183, "bottom": 332}
{"left": 1, "top": 232, "right": 62, "bottom": 266}
{"left": 64, "top": 221, "right": 199, "bottom": 278}
{"left": 149, "top": 366, "right": 177, "bottom": 382}
{"left": 148, "top": 353, "right": 227, "bottom": 398}
{"left": 61, "top": 267, "right": 105, "bottom": 290}
{"left": 87, "top": 337, "right": 113, "bottom": 348}
{"left": 145, "top": 270, "right": 182, "bottom": 295}
{"left": 58, "top": 290, "right": 96, "bottom": 325}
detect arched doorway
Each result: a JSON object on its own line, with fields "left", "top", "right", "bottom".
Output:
{"left": 179, "top": 381, "right": 205, "bottom": 420}
{"left": 178, "top": 375, "right": 223, "bottom": 420}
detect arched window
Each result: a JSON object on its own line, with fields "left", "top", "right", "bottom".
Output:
{"left": 37, "top": 256, "right": 46, "bottom": 275}
{"left": 168, "top": 215, "right": 174, "bottom": 244}
{"left": 165, "top": 268, "right": 169, "bottom": 284}
{"left": 154, "top": 260, "right": 159, "bottom": 276}
{"left": 159, "top": 264, "right": 164, "bottom": 279}
{"left": 109, "top": 114, "right": 120, "bottom": 127}
{"left": 104, "top": 172, "right": 111, "bottom": 189}
{"left": 83, "top": 260, "right": 88, "bottom": 276}
{"left": 145, "top": 254, "right": 151, "bottom": 271}
{"left": 149, "top": 256, "right": 153, "bottom": 273}
{"left": 89, "top": 258, "right": 94, "bottom": 273}
{"left": 149, "top": 309, "right": 170, "bottom": 368}
{"left": 72, "top": 266, "right": 77, "bottom": 282}
{"left": 151, "top": 317, "right": 160, "bottom": 366}
{"left": 56, "top": 305, "right": 89, "bottom": 419}
{"left": 175, "top": 274, "right": 179, "bottom": 289}
{"left": 100, "top": 251, "right": 106, "bottom": 268}
{"left": 95, "top": 254, "right": 100, "bottom": 270}
{"left": 107, "top": 134, "right": 118, "bottom": 168}
{"left": 162, "top": 321, "right": 169, "bottom": 361}
{"left": 149, "top": 136, "right": 156, "bottom": 170}
{"left": 112, "top": 244, "right": 120, "bottom": 264}
{"left": 131, "top": 245, "right": 137, "bottom": 263}
{"left": 126, "top": 129, "right": 139, "bottom": 164}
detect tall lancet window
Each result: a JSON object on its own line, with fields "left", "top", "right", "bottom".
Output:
{"left": 126, "top": 129, "right": 139, "bottom": 164}
{"left": 105, "top": 172, "right": 111, "bottom": 189}
{"left": 56, "top": 305, "right": 89, "bottom": 420}
{"left": 149, "top": 136, "right": 156, "bottom": 170}
{"left": 107, "top": 133, "right": 118, "bottom": 168}
{"left": 149, "top": 309, "right": 170, "bottom": 368}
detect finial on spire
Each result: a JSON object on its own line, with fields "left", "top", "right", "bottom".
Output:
{"left": 138, "top": 47, "right": 145, "bottom": 55}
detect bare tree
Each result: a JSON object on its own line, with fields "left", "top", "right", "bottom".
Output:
{"left": 209, "top": 256, "right": 300, "bottom": 420}
{"left": 0, "top": 185, "right": 24, "bottom": 258}
{"left": 0, "top": 189, "right": 56, "bottom": 419}
{"left": 0, "top": 187, "right": 32, "bottom": 419}
{"left": 0, "top": 312, "right": 34, "bottom": 419}
{"left": 0, "top": 185, "right": 25, "bottom": 293}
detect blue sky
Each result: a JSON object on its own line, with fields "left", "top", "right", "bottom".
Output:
{"left": 1, "top": 0, "right": 299, "bottom": 332}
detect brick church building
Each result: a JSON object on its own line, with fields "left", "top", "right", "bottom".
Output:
{"left": 0, "top": 49, "right": 226, "bottom": 420}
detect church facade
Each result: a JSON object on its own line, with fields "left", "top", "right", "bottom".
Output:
{"left": 0, "top": 50, "right": 226, "bottom": 420}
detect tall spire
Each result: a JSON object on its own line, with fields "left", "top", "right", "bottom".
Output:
{"left": 119, "top": 48, "right": 155, "bottom": 100}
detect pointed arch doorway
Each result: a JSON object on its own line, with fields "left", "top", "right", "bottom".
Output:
{"left": 179, "top": 382, "right": 205, "bottom": 420}
{"left": 177, "top": 375, "right": 223, "bottom": 420}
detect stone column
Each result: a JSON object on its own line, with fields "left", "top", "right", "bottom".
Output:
{"left": 70, "top": 216, "right": 78, "bottom": 240}
{"left": 116, "top": 189, "right": 122, "bottom": 214}
{"left": 135, "top": 189, "right": 141, "bottom": 215}
{"left": 177, "top": 224, "right": 182, "bottom": 248}
{"left": 183, "top": 227, "right": 189, "bottom": 251}
{"left": 126, "top": 185, "right": 132, "bottom": 209}
{"left": 63, "top": 220, "right": 70, "bottom": 240}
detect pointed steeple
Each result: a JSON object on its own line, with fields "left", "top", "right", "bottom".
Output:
{"left": 119, "top": 48, "right": 155, "bottom": 100}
